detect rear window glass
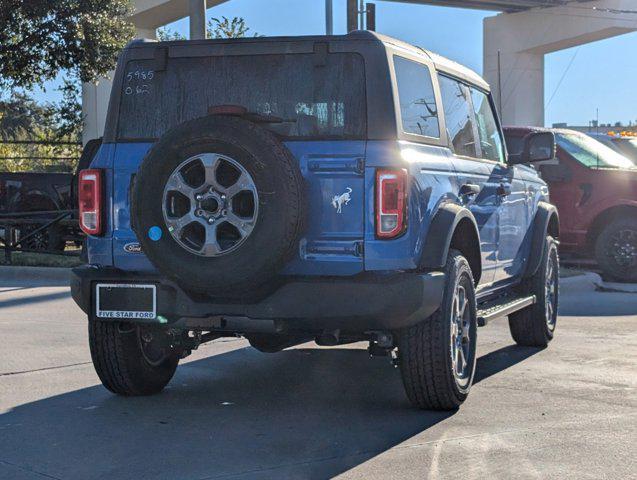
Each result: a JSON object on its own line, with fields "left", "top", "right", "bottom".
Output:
{"left": 117, "top": 52, "right": 366, "bottom": 140}
{"left": 393, "top": 56, "right": 439, "bottom": 138}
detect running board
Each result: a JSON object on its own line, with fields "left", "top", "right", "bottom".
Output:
{"left": 477, "top": 295, "right": 536, "bottom": 326}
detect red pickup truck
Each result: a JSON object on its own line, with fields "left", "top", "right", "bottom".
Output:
{"left": 504, "top": 127, "right": 637, "bottom": 282}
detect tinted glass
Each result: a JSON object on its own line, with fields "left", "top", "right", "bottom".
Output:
{"left": 556, "top": 133, "right": 635, "bottom": 169}
{"left": 438, "top": 75, "right": 478, "bottom": 158}
{"left": 470, "top": 88, "right": 505, "bottom": 162}
{"left": 613, "top": 138, "right": 637, "bottom": 163}
{"left": 394, "top": 56, "right": 439, "bottom": 138}
{"left": 504, "top": 134, "right": 524, "bottom": 155}
{"left": 117, "top": 53, "right": 366, "bottom": 139}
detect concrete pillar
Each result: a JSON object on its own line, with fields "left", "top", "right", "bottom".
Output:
{"left": 484, "top": 0, "right": 637, "bottom": 127}
{"left": 189, "top": 0, "right": 206, "bottom": 40}
{"left": 82, "top": 27, "right": 156, "bottom": 145}
{"left": 486, "top": 51, "right": 544, "bottom": 127}
{"left": 81, "top": 79, "right": 113, "bottom": 145}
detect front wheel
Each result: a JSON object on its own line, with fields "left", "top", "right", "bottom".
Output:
{"left": 509, "top": 236, "right": 559, "bottom": 347}
{"left": 397, "top": 250, "right": 478, "bottom": 411}
{"left": 89, "top": 321, "right": 179, "bottom": 396}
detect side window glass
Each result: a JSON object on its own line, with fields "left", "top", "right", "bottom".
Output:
{"left": 470, "top": 88, "right": 505, "bottom": 163}
{"left": 394, "top": 56, "right": 440, "bottom": 138}
{"left": 438, "top": 75, "right": 478, "bottom": 158}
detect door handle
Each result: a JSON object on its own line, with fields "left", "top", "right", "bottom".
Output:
{"left": 497, "top": 184, "right": 511, "bottom": 197}
{"left": 459, "top": 183, "right": 480, "bottom": 197}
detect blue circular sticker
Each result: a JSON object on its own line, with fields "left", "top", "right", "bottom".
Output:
{"left": 148, "top": 226, "right": 162, "bottom": 241}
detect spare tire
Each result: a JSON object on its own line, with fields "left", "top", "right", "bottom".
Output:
{"left": 131, "top": 115, "right": 305, "bottom": 294}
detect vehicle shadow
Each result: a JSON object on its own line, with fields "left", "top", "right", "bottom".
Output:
{"left": 0, "top": 289, "right": 70, "bottom": 309}
{"left": 475, "top": 344, "right": 542, "bottom": 384}
{"left": 0, "top": 341, "right": 538, "bottom": 480}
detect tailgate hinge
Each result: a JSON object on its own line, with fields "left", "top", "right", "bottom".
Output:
{"left": 356, "top": 157, "right": 365, "bottom": 174}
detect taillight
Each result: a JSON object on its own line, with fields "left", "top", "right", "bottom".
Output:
{"left": 376, "top": 168, "right": 407, "bottom": 239}
{"left": 78, "top": 169, "right": 103, "bottom": 235}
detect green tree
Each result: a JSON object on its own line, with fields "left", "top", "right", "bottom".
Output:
{"left": 0, "top": 92, "right": 80, "bottom": 172}
{"left": 157, "top": 27, "right": 186, "bottom": 42}
{"left": 0, "top": 0, "right": 134, "bottom": 148}
{"left": 157, "top": 17, "right": 257, "bottom": 41}
{"left": 0, "top": 0, "right": 135, "bottom": 89}
{"left": 0, "top": 93, "right": 54, "bottom": 140}
{"left": 208, "top": 16, "right": 256, "bottom": 38}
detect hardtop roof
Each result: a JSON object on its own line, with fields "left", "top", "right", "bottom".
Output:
{"left": 366, "top": 32, "right": 489, "bottom": 90}
{"left": 126, "top": 30, "right": 490, "bottom": 91}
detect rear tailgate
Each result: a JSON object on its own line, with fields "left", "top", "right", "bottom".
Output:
{"left": 111, "top": 140, "right": 366, "bottom": 276}
{"left": 282, "top": 141, "right": 366, "bottom": 275}
{"left": 112, "top": 142, "right": 155, "bottom": 271}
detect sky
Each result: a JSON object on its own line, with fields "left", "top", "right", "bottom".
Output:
{"left": 31, "top": 0, "right": 637, "bottom": 127}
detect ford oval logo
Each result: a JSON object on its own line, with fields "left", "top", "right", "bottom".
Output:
{"left": 124, "top": 242, "right": 142, "bottom": 254}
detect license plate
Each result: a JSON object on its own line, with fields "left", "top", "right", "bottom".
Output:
{"left": 95, "top": 283, "right": 156, "bottom": 320}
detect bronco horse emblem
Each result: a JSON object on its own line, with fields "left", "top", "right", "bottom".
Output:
{"left": 331, "top": 187, "right": 353, "bottom": 214}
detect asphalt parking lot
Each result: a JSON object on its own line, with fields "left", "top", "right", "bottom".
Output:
{"left": 0, "top": 273, "right": 635, "bottom": 480}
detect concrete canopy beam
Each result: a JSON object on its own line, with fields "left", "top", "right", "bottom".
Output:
{"left": 484, "top": 0, "right": 637, "bottom": 126}
{"left": 130, "top": 0, "right": 228, "bottom": 30}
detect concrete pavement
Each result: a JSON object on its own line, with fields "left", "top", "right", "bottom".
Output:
{"left": 0, "top": 278, "right": 635, "bottom": 479}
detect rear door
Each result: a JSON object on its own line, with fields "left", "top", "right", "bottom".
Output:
{"left": 281, "top": 141, "right": 366, "bottom": 275}
{"left": 111, "top": 48, "right": 369, "bottom": 275}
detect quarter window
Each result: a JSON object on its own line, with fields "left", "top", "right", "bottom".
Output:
{"left": 394, "top": 56, "right": 440, "bottom": 138}
{"left": 470, "top": 88, "right": 505, "bottom": 163}
{"left": 438, "top": 75, "right": 478, "bottom": 158}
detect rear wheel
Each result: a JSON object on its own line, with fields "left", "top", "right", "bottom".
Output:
{"left": 89, "top": 321, "right": 179, "bottom": 396}
{"left": 397, "top": 250, "right": 477, "bottom": 410}
{"left": 594, "top": 218, "right": 637, "bottom": 283}
{"left": 509, "top": 236, "right": 559, "bottom": 347}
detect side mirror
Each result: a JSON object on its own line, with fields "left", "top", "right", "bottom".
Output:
{"left": 509, "top": 131, "right": 556, "bottom": 165}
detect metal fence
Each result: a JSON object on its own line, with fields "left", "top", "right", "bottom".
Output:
{"left": 0, "top": 210, "right": 82, "bottom": 264}
{"left": 0, "top": 139, "right": 83, "bottom": 263}
{"left": 0, "top": 139, "right": 81, "bottom": 173}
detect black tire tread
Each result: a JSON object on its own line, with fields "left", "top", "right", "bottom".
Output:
{"left": 89, "top": 321, "right": 178, "bottom": 396}
{"left": 509, "top": 236, "right": 558, "bottom": 347}
{"left": 398, "top": 250, "right": 476, "bottom": 410}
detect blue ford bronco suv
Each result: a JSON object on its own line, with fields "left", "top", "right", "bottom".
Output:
{"left": 72, "top": 32, "right": 560, "bottom": 410}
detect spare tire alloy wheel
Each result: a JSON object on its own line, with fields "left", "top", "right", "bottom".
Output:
{"left": 131, "top": 115, "right": 305, "bottom": 294}
{"left": 163, "top": 153, "right": 258, "bottom": 256}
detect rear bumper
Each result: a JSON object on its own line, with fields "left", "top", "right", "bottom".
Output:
{"left": 71, "top": 266, "right": 445, "bottom": 333}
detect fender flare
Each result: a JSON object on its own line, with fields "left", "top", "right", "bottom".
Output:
{"left": 420, "top": 203, "right": 482, "bottom": 283}
{"left": 524, "top": 202, "right": 560, "bottom": 278}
